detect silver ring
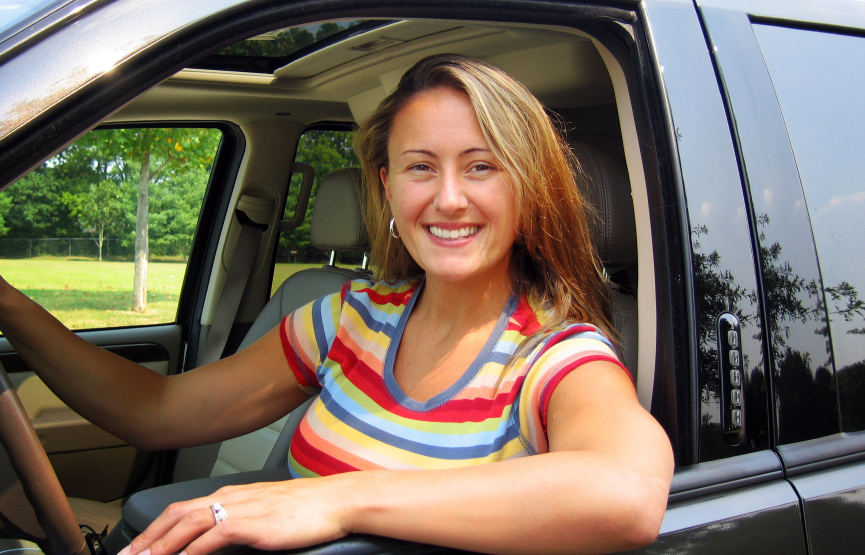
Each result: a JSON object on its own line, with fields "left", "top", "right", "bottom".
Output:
{"left": 210, "top": 502, "right": 227, "bottom": 524}
{"left": 389, "top": 216, "right": 400, "bottom": 239}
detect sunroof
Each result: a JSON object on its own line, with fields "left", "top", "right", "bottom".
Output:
{"left": 191, "top": 20, "right": 392, "bottom": 74}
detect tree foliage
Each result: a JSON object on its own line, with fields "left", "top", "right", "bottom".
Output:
{"left": 62, "top": 180, "right": 126, "bottom": 261}
{"left": 217, "top": 22, "right": 352, "bottom": 58}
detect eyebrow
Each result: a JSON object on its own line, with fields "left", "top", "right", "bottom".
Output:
{"left": 399, "top": 147, "right": 491, "bottom": 157}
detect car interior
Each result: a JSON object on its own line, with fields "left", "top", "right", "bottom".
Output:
{"left": 1, "top": 16, "right": 661, "bottom": 551}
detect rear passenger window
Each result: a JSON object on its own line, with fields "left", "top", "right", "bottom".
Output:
{"left": 753, "top": 25, "right": 865, "bottom": 431}
{"left": 0, "top": 127, "right": 222, "bottom": 330}
{"left": 273, "top": 128, "right": 359, "bottom": 296}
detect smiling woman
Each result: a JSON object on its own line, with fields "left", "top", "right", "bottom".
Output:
{"left": 95, "top": 53, "right": 672, "bottom": 555}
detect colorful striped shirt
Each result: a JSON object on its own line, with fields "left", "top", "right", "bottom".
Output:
{"left": 279, "top": 279, "right": 627, "bottom": 477}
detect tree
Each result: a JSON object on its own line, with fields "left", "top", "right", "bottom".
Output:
{"left": 1, "top": 164, "right": 92, "bottom": 239}
{"left": 149, "top": 168, "right": 210, "bottom": 261}
{"left": 77, "top": 128, "right": 221, "bottom": 311}
{"left": 62, "top": 180, "right": 126, "bottom": 261}
{"left": 0, "top": 193, "right": 11, "bottom": 237}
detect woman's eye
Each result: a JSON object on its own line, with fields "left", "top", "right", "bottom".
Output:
{"left": 471, "top": 163, "right": 495, "bottom": 172}
{"left": 409, "top": 163, "right": 431, "bottom": 172}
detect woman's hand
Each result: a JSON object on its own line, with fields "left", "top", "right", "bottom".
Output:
{"left": 120, "top": 477, "right": 355, "bottom": 555}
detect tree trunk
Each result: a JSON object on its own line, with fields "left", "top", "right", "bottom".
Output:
{"left": 97, "top": 224, "right": 104, "bottom": 262}
{"left": 132, "top": 153, "right": 150, "bottom": 312}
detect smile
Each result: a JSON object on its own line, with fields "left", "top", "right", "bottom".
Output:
{"left": 427, "top": 225, "right": 480, "bottom": 240}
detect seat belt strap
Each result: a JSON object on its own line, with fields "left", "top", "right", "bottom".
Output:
{"left": 198, "top": 210, "right": 268, "bottom": 366}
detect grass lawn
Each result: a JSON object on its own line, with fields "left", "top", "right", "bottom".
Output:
{"left": 1, "top": 258, "right": 326, "bottom": 330}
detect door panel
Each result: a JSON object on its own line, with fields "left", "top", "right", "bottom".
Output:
{"left": 788, "top": 457, "right": 865, "bottom": 554}
{"left": 0, "top": 325, "right": 181, "bottom": 502}
{"left": 622, "top": 481, "right": 805, "bottom": 554}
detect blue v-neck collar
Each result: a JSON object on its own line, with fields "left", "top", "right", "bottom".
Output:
{"left": 382, "top": 279, "right": 519, "bottom": 412}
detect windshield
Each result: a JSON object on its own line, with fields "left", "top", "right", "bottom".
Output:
{"left": 0, "top": 0, "right": 68, "bottom": 44}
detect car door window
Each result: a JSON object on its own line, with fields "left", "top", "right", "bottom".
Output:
{"left": 0, "top": 126, "right": 223, "bottom": 330}
{"left": 752, "top": 24, "right": 865, "bottom": 433}
{"left": 272, "top": 127, "right": 359, "bottom": 296}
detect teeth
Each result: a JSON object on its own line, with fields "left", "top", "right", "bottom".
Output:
{"left": 429, "top": 225, "right": 479, "bottom": 239}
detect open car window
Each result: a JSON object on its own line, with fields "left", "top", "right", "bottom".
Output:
{"left": 0, "top": 126, "right": 222, "bottom": 330}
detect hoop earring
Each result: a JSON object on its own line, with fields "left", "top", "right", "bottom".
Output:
{"left": 389, "top": 216, "right": 400, "bottom": 239}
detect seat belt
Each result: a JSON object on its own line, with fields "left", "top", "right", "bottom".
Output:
{"left": 198, "top": 208, "right": 269, "bottom": 366}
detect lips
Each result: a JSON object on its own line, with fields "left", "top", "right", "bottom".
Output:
{"left": 427, "top": 225, "right": 480, "bottom": 239}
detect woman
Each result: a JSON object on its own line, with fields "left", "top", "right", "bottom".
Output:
{"left": 0, "top": 54, "right": 672, "bottom": 554}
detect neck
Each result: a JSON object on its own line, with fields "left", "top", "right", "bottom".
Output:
{"left": 413, "top": 271, "right": 514, "bottom": 334}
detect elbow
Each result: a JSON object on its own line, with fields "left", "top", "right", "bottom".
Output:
{"left": 123, "top": 423, "right": 176, "bottom": 452}
{"left": 611, "top": 483, "right": 669, "bottom": 550}
{"left": 618, "top": 505, "right": 665, "bottom": 550}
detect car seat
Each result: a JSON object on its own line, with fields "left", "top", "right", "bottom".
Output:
{"left": 570, "top": 140, "right": 639, "bottom": 376}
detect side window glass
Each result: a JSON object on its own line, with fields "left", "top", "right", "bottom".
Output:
{"left": 753, "top": 25, "right": 865, "bottom": 432}
{"left": 273, "top": 128, "right": 359, "bottom": 296}
{"left": 0, "top": 127, "right": 222, "bottom": 330}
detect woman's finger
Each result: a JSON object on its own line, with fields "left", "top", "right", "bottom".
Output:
{"left": 145, "top": 506, "right": 225, "bottom": 555}
{"left": 179, "top": 517, "right": 259, "bottom": 555}
{"left": 124, "top": 499, "right": 216, "bottom": 555}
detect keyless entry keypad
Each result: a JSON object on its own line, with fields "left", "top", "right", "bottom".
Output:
{"left": 718, "top": 313, "right": 745, "bottom": 445}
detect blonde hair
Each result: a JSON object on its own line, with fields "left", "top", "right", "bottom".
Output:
{"left": 354, "top": 54, "right": 613, "bottom": 341}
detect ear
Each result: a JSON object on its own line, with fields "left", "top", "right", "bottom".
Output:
{"left": 380, "top": 166, "right": 392, "bottom": 201}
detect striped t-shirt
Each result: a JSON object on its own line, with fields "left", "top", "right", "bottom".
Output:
{"left": 279, "top": 279, "right": 627, "bottom": 478}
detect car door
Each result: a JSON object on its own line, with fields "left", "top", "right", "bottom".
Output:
{"left": 619, "top": 1, "right": 809, "bottom": 552}
{"left": 696, "top": 1, "right": 865, "bottom": 553}
{"left": 0, "top": 122, "right": 240, "bottom": 504}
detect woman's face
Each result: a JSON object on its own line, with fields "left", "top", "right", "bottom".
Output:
{"left": 381, "top": 87, "right": 518, "bottom": 287}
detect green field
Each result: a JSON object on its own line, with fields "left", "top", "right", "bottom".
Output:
{"left": 1, "top": 258, "right": 326, "bottom": 330}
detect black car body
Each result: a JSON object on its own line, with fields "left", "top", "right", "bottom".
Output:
{"left": 0, "top": 0, "right": 864, "bottom": 553}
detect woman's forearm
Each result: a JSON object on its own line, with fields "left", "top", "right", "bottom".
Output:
{"left": 0, "top": 276, "right": 171, "bottom": 448}
{"left": 341, "top": 449, "right": 669, "bottom": 555}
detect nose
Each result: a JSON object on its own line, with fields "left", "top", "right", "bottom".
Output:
{"left": 433, "top": 168, "right": 469, "bottom": 214}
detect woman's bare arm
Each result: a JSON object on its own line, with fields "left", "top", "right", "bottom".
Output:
{"left": 0, "top": 275, "right": 311, "bottom": 451}
{"left": 123, "top": 361, "right": 674, "bottom": 555}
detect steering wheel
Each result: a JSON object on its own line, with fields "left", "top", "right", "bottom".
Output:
{"left": 0, "top": 366, "right": 88, "bottom": 555}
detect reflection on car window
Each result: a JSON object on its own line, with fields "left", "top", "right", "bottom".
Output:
{"left": 0, "top": 0, "right": 65, "bottom": 41}
{"left": 754, "top": 24, "right": 865, "bottom": 432}
{"left": 0, "top": 127, "right": 222, "bottom": 330}
{"left": 272, "top": 129, "right": 359, "bottom": 296}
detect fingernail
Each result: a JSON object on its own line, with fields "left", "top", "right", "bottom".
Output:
{"left": 140, "top": 549, "right": 151, "bottom": 555}
{"left": 179, "top": 551, "right": 187, "bottom": 555}
{"left": 118, "top": 547, "right": 131, "bottom": 555}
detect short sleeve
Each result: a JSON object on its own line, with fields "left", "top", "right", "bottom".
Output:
{"left": 279, "top": 282, "right": 349, "bottom": 394}
{"left": 516, "top": 324, "right": 631, "bottom": 454}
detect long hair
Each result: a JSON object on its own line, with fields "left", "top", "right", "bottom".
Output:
{"left": 354, "top": 54, "right": 614, "bottom": 342}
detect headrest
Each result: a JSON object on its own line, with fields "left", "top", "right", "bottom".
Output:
{"left": 570, "top": 141, "right": 637, "bottom": 266}
{"left": 310, "top": 168, "right": 369, "bottom": 253}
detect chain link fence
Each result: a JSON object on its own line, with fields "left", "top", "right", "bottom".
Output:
{"left": 0, "top": 238, "right": 132, "bottom": 259}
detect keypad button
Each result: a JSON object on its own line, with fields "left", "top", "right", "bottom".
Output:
{"left": 727, "top": 329, "right": 740, "bottom": 349}
{"left": 731, "top": 388, "right": 742, "bottom": 407}
{"left": 731, "top": 409, "right": 742, "bottom": 428}
{"left": 730, "top": 369, "right": 741, "bottom": 387}
{"left": 729, "top": 350, "right": 740, "bottom": 368}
